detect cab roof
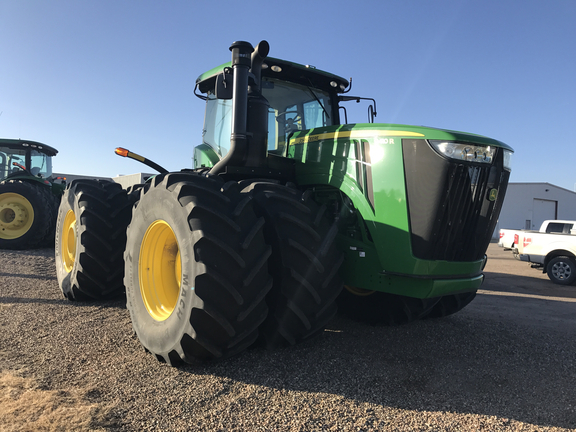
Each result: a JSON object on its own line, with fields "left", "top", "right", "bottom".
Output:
{"left": 196, "top": 57, "right": 349, "bottom": 95}
{"left": 0, "top": 139, "right": 58, "bottom": 156}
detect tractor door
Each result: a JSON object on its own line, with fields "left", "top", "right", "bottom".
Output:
{"left": 30, "top": 149, "right": 53, "bottom": 178}
{"left": 262, "top": 79, "right": 334, "bottom": 156}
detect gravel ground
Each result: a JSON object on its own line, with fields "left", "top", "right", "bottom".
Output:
{"left": 1, "top": 244, "right": 575, "bottom": 431}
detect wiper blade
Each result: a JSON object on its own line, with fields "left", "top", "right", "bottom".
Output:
{"left": 305, "top": 80, "right": 330, "bottom": 120}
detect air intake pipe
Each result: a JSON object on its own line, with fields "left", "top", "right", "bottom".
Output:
{"left": 209, "top": 41, "right": 252, "bottom": 175}
{"left": 209, "top": 40, "right": 270, "bottom": 175}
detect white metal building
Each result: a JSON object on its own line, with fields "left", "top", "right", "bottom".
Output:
{"left": 494, "top": 182, "right": 576, "bottom": 238}
{"left": 53, "top": 172, "right": 153, "bottom": 188}
{"left": 111, "top": 172, "right": 154, "bottom": 189}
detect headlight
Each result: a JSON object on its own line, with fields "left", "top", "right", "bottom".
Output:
{"left": 503, "top": 149, "right": 513, "bottom": 171}
{"left": 429, "top": 140, "right": 495, "bottom": 164}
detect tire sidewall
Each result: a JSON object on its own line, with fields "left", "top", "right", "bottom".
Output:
{"left": 125, "top": 185, "right": 201, "bottom": 354}
{"left": 54, "top": 182, "right": 83, "bottom": 298}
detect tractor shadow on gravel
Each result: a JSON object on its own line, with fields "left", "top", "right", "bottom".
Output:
{"left": 185, "top": 290, "right": 576, "bottom": 430}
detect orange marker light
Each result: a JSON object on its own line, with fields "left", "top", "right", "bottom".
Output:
{"left": 115, "top": 147, "right": 130, "bottom": 157}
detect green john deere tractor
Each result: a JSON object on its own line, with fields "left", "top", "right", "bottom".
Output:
{"left": 0, "top": 139, "right": 65, "bottom": 249}
{"left": 55, "top": 40, "right": 513, "bottom": 365}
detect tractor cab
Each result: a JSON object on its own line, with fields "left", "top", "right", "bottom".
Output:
{"left": 194, "top": 57, "right": 349, "bottom": 168}
{"left": 0, "top": 139, "right": 58, "bottom": 182}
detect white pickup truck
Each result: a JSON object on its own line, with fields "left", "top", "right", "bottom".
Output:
{"left": 498, "top": 220, "right": 576, "bottom": 250}
{"left": 514, "top": 222, "right": 576, "bottom": 285}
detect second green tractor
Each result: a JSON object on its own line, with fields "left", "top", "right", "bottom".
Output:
{"left": 0, "top": 139, "right": 64, "bottom": 249}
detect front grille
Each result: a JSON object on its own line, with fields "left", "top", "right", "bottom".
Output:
{"left": 403, "top": 139, "right": 510, "bottom": 262}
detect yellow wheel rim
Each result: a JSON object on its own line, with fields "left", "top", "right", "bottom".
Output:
{"left": 344, "top": 285, "right": 375, "bottom": 297}
{"left": 61, "top": 210, "right": 77, "bottom": 273}
{"left": 139, "top": 220, "right": 182, "bottom": 321}
{"left": 0, "top": 192, "right": 35, "bottom": 240}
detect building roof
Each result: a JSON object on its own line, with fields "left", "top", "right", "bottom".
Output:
{"left": 508, "top": 182, "right": 576, "bottom": 195}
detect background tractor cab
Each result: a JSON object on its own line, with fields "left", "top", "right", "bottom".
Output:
{"left": 0, "top": 139, "right": 58, "bottom": 183}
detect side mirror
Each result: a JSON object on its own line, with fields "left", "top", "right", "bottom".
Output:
{"left": 215, "top": 69, "right": 233, "bottom": 100}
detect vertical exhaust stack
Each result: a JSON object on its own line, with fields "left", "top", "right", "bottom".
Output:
{"left": 209, "top": 40, "right": 270, "bottom": 176}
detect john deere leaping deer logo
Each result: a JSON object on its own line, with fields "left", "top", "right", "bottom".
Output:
{"left": 488, "top": 189, "right": 498, "bottom": 202}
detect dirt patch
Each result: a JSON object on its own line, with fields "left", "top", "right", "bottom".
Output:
{"left": 0, "top": 371, "right": 116, "bottom": 431}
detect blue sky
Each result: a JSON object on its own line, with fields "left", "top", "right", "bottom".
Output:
{"left": 1, "top": 0, "right": 575, "bottom": 190}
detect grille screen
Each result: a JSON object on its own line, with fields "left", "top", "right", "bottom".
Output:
{"left": 402, "top": 139, "right": 510, "bottom": 262}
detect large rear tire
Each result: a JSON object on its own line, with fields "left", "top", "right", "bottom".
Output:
{"left": 242, "top": 182, "right": 344, "bottom": 348}
{"left": 124, "top": 173, "right": 272, "bottom": 365}
{"left": 0, "top": 180, "right": 54, "bottom": 250}
{"left": 337, "top": 286, "right": 439, "bottom": 325}
{"left": 55, "top": 179, "right": 134, "bottom": 301}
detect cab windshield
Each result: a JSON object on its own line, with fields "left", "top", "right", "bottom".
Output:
{"left": 202, "top": 79, "right": 334, "bottom": 157}
{"left": 0, "top": 147, "right": 52, "bottom": 180}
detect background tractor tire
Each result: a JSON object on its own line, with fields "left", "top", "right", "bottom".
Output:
{"left": 546, "top": 256, "right": 576, "bottom": 285}
{"left": 242, "top": 182, "right": 344, "bottom": 348}
{"left": 337, "top": 287, "right": 439, "bottom": 325}
{"left": 55, "top": 179, "right": 135, "bottom": 301}
{"left": 422, "top": 291, "right": 477, "bottom": 319}
{"left": 0, "top": 180, "right": 54, "bottom": 250}
{"left": 124, "top": 173, "right": 272, "bottom": 365}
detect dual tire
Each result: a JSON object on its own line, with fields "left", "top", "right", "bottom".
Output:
{"left": 55, "top": 179, "right": 134, "bottom": 301}
{"left": 123, "top": 176, "right": 344, "bottom": 363}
